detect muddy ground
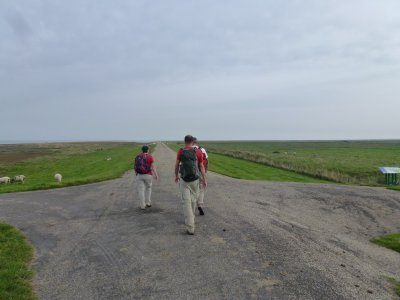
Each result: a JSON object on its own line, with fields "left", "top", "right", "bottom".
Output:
{"left": 0, "top": 143, "right": 399, "bottom": 299}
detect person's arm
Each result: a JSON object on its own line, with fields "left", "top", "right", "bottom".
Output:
{"left": 174, "top": 160, "right": 180, "bottom": 183}
{"left": 151, "top": 162, "right": 158, "bottom": 180}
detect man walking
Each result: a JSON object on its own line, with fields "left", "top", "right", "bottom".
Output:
{"left": 193, "top": 137, "right": 208, "bottom": 216}
{"left": 135, "top": 145, "right": 158, "bottom": 210}
{"left": 175, "top": 135, "right": 207, "bottom": 235}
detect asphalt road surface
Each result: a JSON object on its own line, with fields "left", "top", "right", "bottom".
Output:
{"left": 0, "top": 143, "right": 399, "bottom": 299}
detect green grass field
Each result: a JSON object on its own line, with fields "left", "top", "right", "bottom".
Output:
{"left": 0, "top": 223, "right": 36, "bottom": 300}
{"left": 168, "top": 144, "right": 329, "bottom": 183}
{"left": 0, "top": 142, "right": 145, "bottom": 193}
{"left": 196, "top": 140, "right": 400, "bottom": 186}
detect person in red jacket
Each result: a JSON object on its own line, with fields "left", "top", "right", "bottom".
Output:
{"left": 134, "top": 145, "right": 158, "bottom": 209}
{"left": 193, "top": 137, "right": 208, "bottom": 215}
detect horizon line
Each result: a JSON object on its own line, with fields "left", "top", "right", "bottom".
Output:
{"left": 1, "top": 138, "right": 400, "bottom": 145}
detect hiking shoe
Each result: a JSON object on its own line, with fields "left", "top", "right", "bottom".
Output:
{"left": 198, "top": 207, "right": 204, "bottom": 215}
{"left": 146, "top": 204, "right": 152, "bottom": 207}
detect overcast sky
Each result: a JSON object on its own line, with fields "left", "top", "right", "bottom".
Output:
{"left": 1, "top": 1, "right": 400, "bottom": 142}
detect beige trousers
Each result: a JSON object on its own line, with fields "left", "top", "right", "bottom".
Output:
{"left": 197, "top": 181, "right": 205, "bottom": 206}
{"left": 137, "top": 174, "right": 153, "bottom": 209}
{"left": 180, "top": 179, "right": 200, "bottom": 233}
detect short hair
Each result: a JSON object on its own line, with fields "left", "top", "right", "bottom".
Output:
{"left": 142, "top": 145, "right": 149, "bottom": 153}
{"left": 184, "top": 135, "right": 194, "bottom": 144}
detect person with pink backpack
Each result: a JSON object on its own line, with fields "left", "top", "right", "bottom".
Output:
{"left": 134, "top": 145, "right": 158, "bottom": 209}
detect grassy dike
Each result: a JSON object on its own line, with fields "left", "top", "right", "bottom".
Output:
{"left": 0, "top": 223, "right": 36, "bottom": 300}
{"left": 167, "top": 143, "right": 329, "bottom": 183}
{"left": 0, "top": 143, "right": 146, "bottom": 193}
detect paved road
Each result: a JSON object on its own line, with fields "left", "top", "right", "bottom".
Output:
{"left": 0, "top": 143, "right": 399, "bottom": 299}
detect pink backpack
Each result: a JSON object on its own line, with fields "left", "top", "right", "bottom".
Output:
{"left": 135, "top": 154, "right": 150, "bottom": 174}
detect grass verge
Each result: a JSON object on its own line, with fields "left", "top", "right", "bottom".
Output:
{"left": 387, "top": 277, "right": 400, "bottom": 297}
{"left": 208, "top": 153, "right": 330, "bottom": 183}
{"left": 199, "top": 140, "right": 400, "bottom": 186}
{"left": 167, "top": 143, "right": 329, "bottom": 183}
{"left": 388, "top": 186, "right": 400, "bottom": 192}
{"left": 371, "top": 233, "right": 400, "bottom": 297}
{"left": 0, "top": 143, "right": 146, "bottom": 193}
{"left": 0, "top": 223, "right": 36, "bottom": 300}
{"left": 371, "top": 233, "right": 400, "bottom": 253}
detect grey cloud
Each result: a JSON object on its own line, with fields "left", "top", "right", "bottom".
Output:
{"left": 1, "top": 0, "right": 400, "bottom": 141}
{"left": 4, "top": 9, "right": 32, "bottom": 40}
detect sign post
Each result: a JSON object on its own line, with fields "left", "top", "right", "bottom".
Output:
{"left": 379, "top": 167, "right": 400, "bottom": 185}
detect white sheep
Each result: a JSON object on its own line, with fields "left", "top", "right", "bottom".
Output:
{"left": 106, "top": 157, "right": 112, "bottom": 161}
{"left": 54, "top": 173, "right": 62, "bottom": 183}
{"left": 0, "top": 176, "right": 11, "bottom": 184}
{"left": 13, "top": 175, "right": 25, "bottom": 183}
